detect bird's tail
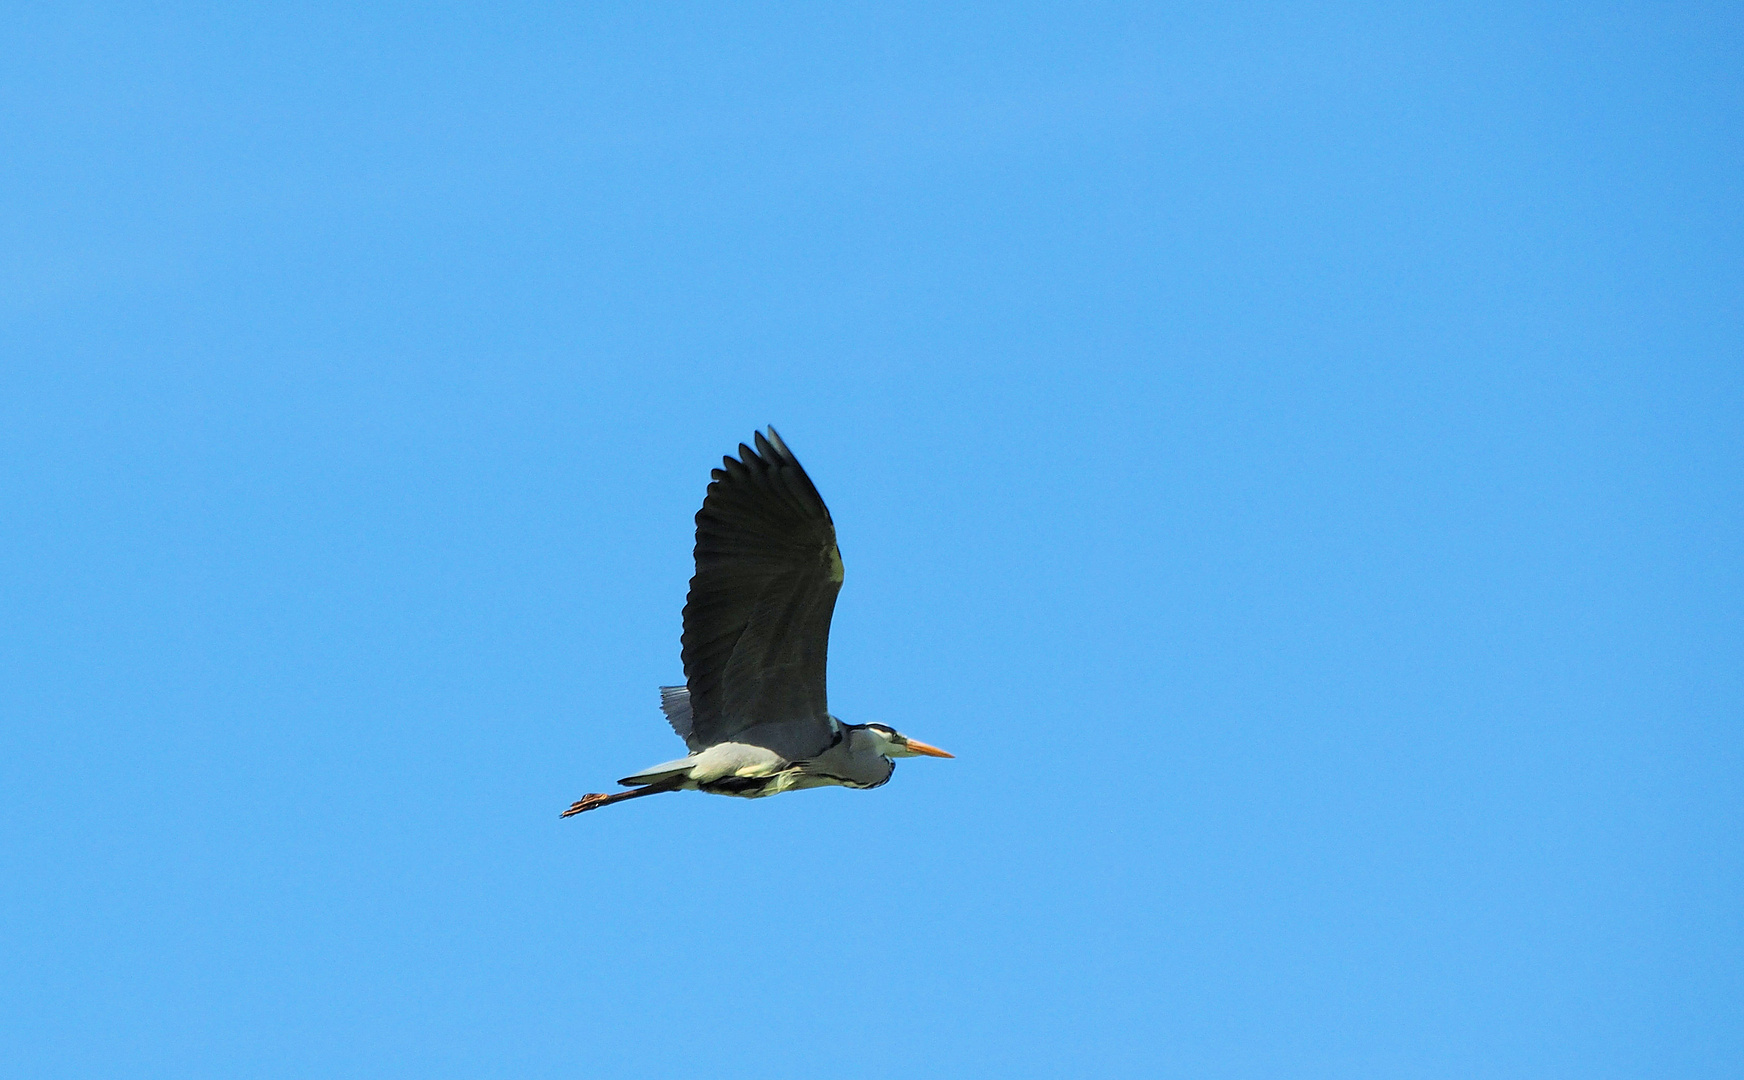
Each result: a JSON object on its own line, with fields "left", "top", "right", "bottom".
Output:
{"left": 617, "top": 754, "right": 698, "bottom": 787}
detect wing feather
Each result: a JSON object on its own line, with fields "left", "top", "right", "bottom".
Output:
{"left": 679, "top": 427, "right": 842, "bottom": 752}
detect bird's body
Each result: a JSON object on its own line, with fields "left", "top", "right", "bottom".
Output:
{"left": 563, "top": 428, "right": 950, "bottom": 818}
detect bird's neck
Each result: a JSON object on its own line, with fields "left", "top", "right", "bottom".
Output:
{"left": 815, "top": 727, "right": 896, "bottom": 788}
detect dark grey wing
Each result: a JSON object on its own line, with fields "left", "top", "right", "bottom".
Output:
{"left": 681, "top": 428, "right": 843, "bottom": 752}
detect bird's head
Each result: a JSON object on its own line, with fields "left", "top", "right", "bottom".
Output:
{"left": 859, "top": 722, "right": 954, "bottom": 760}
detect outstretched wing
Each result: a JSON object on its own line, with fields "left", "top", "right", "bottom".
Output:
{"left": 680, "top": 428, "right": 843, "bottom": 752}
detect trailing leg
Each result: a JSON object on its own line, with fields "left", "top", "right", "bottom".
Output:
{"left": 560, "top": 774, "right": 685, "bottom": 818}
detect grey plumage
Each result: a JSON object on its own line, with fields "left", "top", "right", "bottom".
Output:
{"left": 658, "top": 684, "right": 693, "bottom": 745}
{"left": 561, "top": 427, "right": 951, "bottom": 820}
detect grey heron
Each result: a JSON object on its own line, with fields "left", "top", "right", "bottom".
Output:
{"left": 562, "top": 427, "right": 952, "bottom": 818}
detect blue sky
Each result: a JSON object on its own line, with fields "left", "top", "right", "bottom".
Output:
{"left": 2, "top": 3, "right": 1738, "bottom": 1077}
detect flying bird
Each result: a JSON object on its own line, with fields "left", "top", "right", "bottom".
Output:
{"left": 562, "top": 427, "right": 952, "bottom": 818}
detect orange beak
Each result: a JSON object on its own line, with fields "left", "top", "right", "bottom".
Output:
{"left": 904, "top": 738, "right": 955, "bottom": 759}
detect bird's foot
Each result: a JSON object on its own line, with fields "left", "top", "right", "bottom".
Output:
{"left": 560, "top": 792, "right": 612, "bottom": 818}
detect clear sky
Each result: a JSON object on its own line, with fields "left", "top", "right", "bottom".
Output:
{"left": 3, "top": 3, "right": 1738, "bottom": 1077}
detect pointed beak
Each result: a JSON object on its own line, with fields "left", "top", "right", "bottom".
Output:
{"left": 904, "top": 738, "right": 954, "bottom": 759}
